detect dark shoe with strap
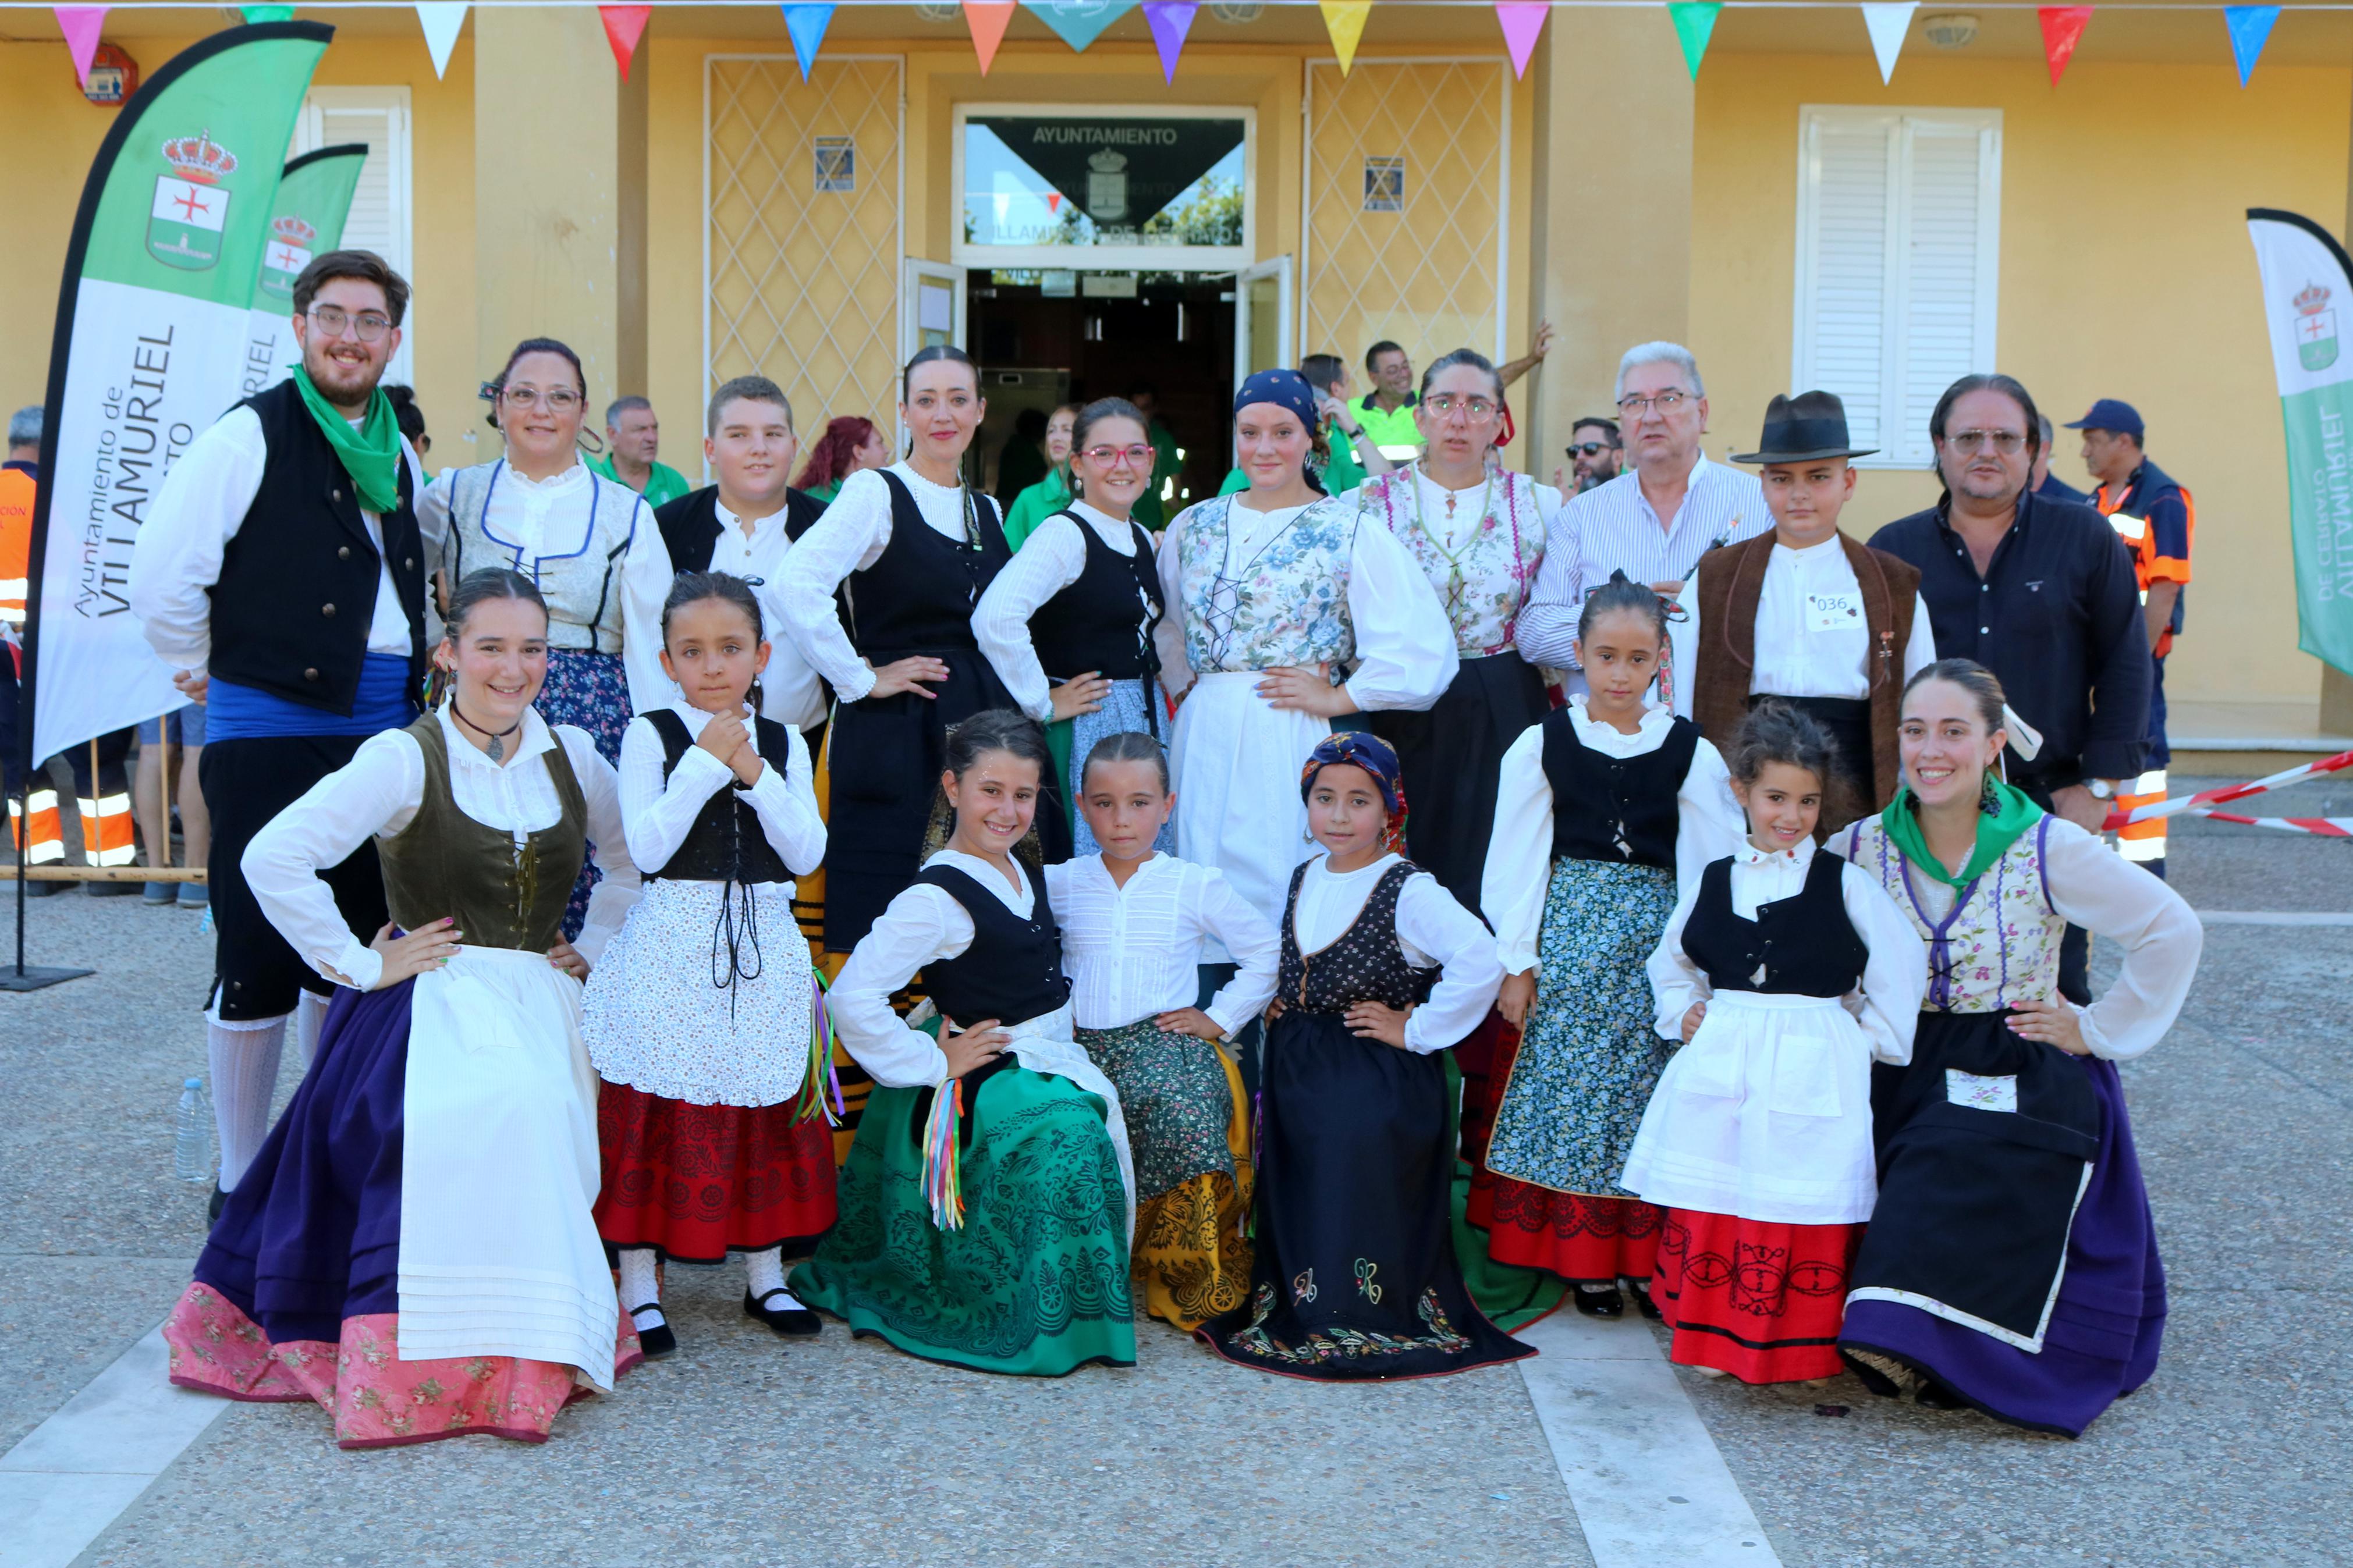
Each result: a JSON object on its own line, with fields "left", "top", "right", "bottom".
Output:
{"left": 1572, "top": 1283, "right": 1625, "bottom": 1319}
{"left": 744, "top": 1288, "right": 822, "bottom": 1337}
{"left": 1914, "top": 1377, "right": 1967, "bottom": 1411}
{"left": 630, "top": 1306, "right": 677, "bottom": 1359}
{"left": 1627, "top": 1278, "right": 1663, "bottom": 1321}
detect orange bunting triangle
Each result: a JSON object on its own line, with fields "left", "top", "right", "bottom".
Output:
{"left": 964, "top": 0, "right": 1016, "bottom": 74}
{"left": 599, "top": 4, "right": 651, "bottom": 79}
{"left": 2038, "top": 6, "right": 2092, "bottom": 86}
{"left": 1319, "top": 0, "right": 1371, "bottom": 74}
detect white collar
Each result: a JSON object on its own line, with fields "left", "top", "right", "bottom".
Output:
{"left": 923, "top": 846, "right": 1030, "bottom": 901}
{"left": 666, "top": 698, "right": 754, "bottom": 735}
{"left": 503, "top": 458, "right": 588, "bottom": 493}
{"left": 714, "top": 495, "right": 790, "bottom": 538}
{"left": 1567, "top": 692, "right": 1672, "bottom": 739}
{"left": 1309, "top": 850, "right": 1401, "bottom": 881}
{"left": 891, "top": 460, "right": 963, "bottom": 497}
{"left": 1068, "top": 500, "right": 1138, "bottom": 547}
{"left": 1413, "top": 461, "right": 1492, "bottom": 497}
{"left": 436, "top": 701, "right": 556, "bottom": 771}
{"left": 1733, "top": 835, "right": 1816, "bottom": 870}
{"left": 1769, "top": 531, "right": 1845, "bottom": 563}
{"left": 1087, "top": 849, "right": 1167, "bottom": 886}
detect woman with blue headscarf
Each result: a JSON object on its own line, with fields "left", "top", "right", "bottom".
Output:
{"left": 1152, "top": 371, "right": 1458, "bottom": 939}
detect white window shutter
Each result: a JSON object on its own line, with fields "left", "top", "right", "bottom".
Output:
{"left": 293, "top": 89, "right": 415, "bottom": 388}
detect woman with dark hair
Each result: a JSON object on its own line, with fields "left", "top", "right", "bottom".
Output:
{"left": 1834, "top": 660, "right": 2197, "bottom": 1436}
{"left": 416, "top": 337, "right": 673, "bottom": 936}
{"left": 791, "top": 709, "right": 1137, "bottom": 1375}
{"left": 162, "top": 568, "right": 644, "bottom": 1448}
{"left": 792, "top": 414, "right": 889, "bottom": 504}
{"left": 775, "top": 346, "right": 1023, "bottom": 954}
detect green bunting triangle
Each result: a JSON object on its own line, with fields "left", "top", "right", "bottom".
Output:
{"left": 240, "top": 5, "right": 296, "bottom": 19}
{"left": 1667, "top": 1, "right": 1721, "bottom": 79}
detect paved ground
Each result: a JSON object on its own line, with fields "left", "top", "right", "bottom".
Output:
{"left": 1, "top": 774, "right": 2346, "bottom": 1565}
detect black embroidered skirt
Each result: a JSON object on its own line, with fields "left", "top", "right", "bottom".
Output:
{"left": 1369, "top": 652, "right": 1550, "bottom": 919}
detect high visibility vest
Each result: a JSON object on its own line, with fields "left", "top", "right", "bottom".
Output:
{"left": 0, "top": 465, "right": 33, "bottom": 628}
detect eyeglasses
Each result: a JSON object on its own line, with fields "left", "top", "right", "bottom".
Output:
{"left": 1080, "top": 444, "right": 1154, "bottom": 467}
{"left": 1425, "top": 393, "right": 1498, "bottom": 422}
{"left": 307, "top": 305, "right": 393, "bottom": 343}
{"left": 1616, "top": 390, "right": 1690, "bottom": 417}
{"left": 1943, "top": 429, "right": 2027, "bottom": 454}
{"left": 501, "top": 386, "right": 584, "bottom": 414}
{"left": 1567, "top": 441, "right": 1617, "bottom": 457}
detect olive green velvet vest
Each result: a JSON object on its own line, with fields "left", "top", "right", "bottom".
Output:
{"left": 377, "top": 711, "right": 587, "bottom": 953}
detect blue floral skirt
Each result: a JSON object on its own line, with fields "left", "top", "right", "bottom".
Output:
{"left": 536, "top": 649, "right": 631, "bottom": 940}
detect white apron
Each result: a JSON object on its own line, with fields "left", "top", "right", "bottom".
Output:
{"left": 1169, "top": 670, "right": 1329, "bottom": 950}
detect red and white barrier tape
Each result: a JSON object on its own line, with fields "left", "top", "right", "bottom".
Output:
{"left": 2100, "top": 747, "right": 2353, "bottom": 831}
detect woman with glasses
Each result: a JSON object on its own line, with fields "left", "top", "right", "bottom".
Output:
{"left": 418, "top": 337, "right": 673, "bottom": 936}
{"left": 1000, "top": 401, "right": 1084, "bottom": 553}
{"left": 1155, "top": 369, "right": 1457, "bottom": 938}
{"left": 975, "top": 398, "right": 1171, "bottom": 857}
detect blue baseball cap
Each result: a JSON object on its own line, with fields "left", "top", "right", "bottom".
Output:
{"left": 2063, "top": 399, "right": 2144, "bottom": 440}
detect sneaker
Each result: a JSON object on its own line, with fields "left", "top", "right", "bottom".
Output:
{"left": 84, "top": 877, "right": 138, "bottom": 897}
{"left": 143, "top": 882, "right": 177, "bottom": 906}
{"left": 177, "top": 884, "right": 209, "bottom": 911}
{"left": 20, "top": 878, "right": 69, "bottom": 898}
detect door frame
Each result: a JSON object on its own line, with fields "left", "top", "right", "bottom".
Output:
{"left": 1232, "top": 253, "right": 1295, "bottom": 463}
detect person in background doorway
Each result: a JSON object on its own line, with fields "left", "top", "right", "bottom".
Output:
{"left": 1002, "top": 401, "right": 1083, "bottom": 551}
{"left": 995, "top": 406, "right": 1050, "bottom": 509}
{"left": 1868, "top": 374, "right": 2150, "bottom": 1003}
{"left": 136, "top": 702, "right": 209, "bottom": 909}
{"left": 2031, "top": 414, "right": 2088, "bottom": 506}
{"left": 793, "top": 415, "right": 889, "bottom": 506}
{"left": 1558, "top": 415, "right": 1623, "bottom": 493}
{"left": 590, "top": 395, "right": 691, "bottom": 509}
{"left": 0, "top": 406, "right": 55, "bottom": 893}
{"left": 1126, "top": 382, "right": 1186, "bottom": 532}
{"left": 1216, "top": 354, "right": 1394, "bottom": 499}
{"left": 2071, "top": 397, "right": 2191, "bottom": 880}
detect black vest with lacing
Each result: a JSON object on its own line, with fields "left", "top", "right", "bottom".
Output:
{"left": 639, "top": 708, "right": 792, "bottom": 883}
{"left": 1680, "top": 848, "right": 1868, "bottom": 997}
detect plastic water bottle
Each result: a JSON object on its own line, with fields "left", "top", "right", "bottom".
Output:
{"left": 173, "top": 1077, "right": 213, "bottom": 1184}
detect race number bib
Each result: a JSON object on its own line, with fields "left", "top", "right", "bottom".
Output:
{"left": 1805, "top": 589, "right": 1862, "bottom": 632}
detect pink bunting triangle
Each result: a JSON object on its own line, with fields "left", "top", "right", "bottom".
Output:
{"left": 599, "top": 4, "right": 652, "bottom": 80}
{"left": 1144, "top": 1, "right": 1195, "bottom": 84}
{"left": 964, "top": 0, "right": 1016, "bottom": 74}
{"left": 55, "top": 6, "right": 107, "bottom": 87}
{"left": 2038, "top": 6, "right": 2092, "bottom": 86}
{"left": 1495, "top": 3, "right": 1546, "bottom": 79}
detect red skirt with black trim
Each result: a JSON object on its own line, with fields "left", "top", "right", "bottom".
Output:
{"left": 593, "top": 1081, "right": 838, "bottom": 1263}
{"left": 1468, "top": 1174, "right": 1666, "bottom": 1283}
{"left": 1652, "top": 1208, "right": 1862, "bottom": 1383}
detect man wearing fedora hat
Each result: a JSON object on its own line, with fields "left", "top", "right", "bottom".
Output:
{"left": 1669, "top": 390, "right": 1934, "bottom": 831}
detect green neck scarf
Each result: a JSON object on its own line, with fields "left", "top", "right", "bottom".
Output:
{"left": 290, "top": 364, "right": 403, "bottom": 516}
{"left": 1879, "top": 776, "right": 2045, "bottom": 888}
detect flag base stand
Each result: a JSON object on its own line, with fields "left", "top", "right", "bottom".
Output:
{"left": 0, "top": 965, "right": 94, "bottom": 993}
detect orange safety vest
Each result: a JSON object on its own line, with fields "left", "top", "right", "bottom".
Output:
{"left": 0, "top": 465, "right": 33, "bottom": 629}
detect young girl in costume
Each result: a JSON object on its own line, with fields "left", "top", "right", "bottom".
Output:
{"left": 1836, "top": 660, "right": 2198, "bottom": 1437}
{"left": 1198, "top": 731, "right": 1529, "bottom": 1381}
{"left": 1624, "top": 702, "right": 1925, "bottom": 1382}
{"left": 583, "top": 572, "right": 833, "bottom": 1357}
{"left": 1476, "top": 573, "right": 1745, "bottom": 1318}
{"left": 791, "top": 710, "right": 1138, "bottom": 1376}
{"left": 1048, "top": 731, "right": 1279, "bottom": 1331}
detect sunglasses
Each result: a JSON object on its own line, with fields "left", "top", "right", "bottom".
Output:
{"left": 1567, "top": 441, "right": 1617, "bottom": 457}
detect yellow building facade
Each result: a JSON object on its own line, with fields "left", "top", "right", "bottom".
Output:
{"left": 0, "top": 2, "right": 2345, "bottom": 716}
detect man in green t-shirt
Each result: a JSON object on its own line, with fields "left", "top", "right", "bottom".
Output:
{"left": 1354, "top": 323, "right": 1559, "bottom": 465}
{"left": 589, "top": 394, "right": 691, "bottom": 508}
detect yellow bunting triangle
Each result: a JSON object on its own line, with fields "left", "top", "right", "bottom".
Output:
{"left": 1319, "top": 0, "right": 1371, "bottom": 74}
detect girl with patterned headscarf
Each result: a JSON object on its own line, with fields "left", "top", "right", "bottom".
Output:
{"left": 1196, "top": 733, "right": 1532, "bottom": 1381}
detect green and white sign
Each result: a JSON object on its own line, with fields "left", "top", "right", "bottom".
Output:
{"left": 243, "top": 142, "right": 368, "bottom": 397}
{"left": 27, "top": 22, "right": 331, "bottom": 766}
{"left": 2249, "top": 209, "right": 2353, "bottom": 678}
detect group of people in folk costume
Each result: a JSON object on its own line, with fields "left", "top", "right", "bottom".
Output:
{"left": 145, "top": 249, "right": 2199, "bottom": 1452}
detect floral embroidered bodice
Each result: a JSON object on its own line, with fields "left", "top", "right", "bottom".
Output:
{"left": 1358, "top": 467, "right": 1545, "bottom": 657}
{"left": 1172, "top": 493, "right": 1359, "bottom": 673}
{"left": 1842, "top": 816, "right": 2060, "bottom": 1014}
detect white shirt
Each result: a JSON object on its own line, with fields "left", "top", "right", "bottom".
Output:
{"left": 1045, "top": 852, "right": 1278, "bottom": 1036}
{"left": 975, "top": 501, "right": 1148, "bottom": 723}
{"left": 1666, "top": 534, "right": 1937, "bottom": 713}
{"left": 1843, "top": 813, "right": 2202, "bottom": 1061}
{"left": 616, "top": 701, "right": 825, "bottom": 882}
{"left": 129, "top": 404, "right": 427, "bottom": 671}
{"left": 1516, "top": 454, "right": 1771, "bottom": 670}
{"left": 1645, "top": 836, "right": 1925, "bottom": 1062}
{"left": 700, "top": 498, "right": 829, "bottom": 731}
{"left": 1288, "top": 852, "right": 1502, "bottom": 1054}
{"left": 242, "top": 705, "right": 641, "bottom": 994}
{"left": 778, "top": 462, "right": 985, "bottom": 704}
{"left": 414, "top": 459, "right": 675, "bottom": 714}
{"left": 1480, "top": 696, "right": 1748, "bottom": 973}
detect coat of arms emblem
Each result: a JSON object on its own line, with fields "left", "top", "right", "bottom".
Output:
{"left": 2296, "top": 281, "right": 2338, "bottom": 372}
{"left": 259, "top": 214, "right": 315, "bottom": 300}
{"left": 148, "top": 131, "right": 237, "bottom": 271}
{"left": 1087, "top": 148, "right": 1130, "bottom": 223}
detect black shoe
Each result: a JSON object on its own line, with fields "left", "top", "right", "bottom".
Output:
{"left": 208, "top": 1183, "right": 227, "bottom": 1224}
{"left": 1572, "top": 1284, "right": 1626, "bottom": 1319}
{"left": 744, "top": 1287, "right": 822, "bottom": 1336}
{"left": 1627, "top": 1278, "right": 1663, "bottom": 1321}
{"left": 85, "top": 878, "right": 138, "bottom": 897}
{"left": 1914, "top": 1377, "right": 1967, "bottom": 1411}
{"left": 21, "top": 878, "right": 69, "bottom": 897}
{"left": 629, "top": 1306, "right": 677, "bottom": 1359}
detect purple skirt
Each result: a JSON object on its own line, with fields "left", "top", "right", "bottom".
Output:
{"left": 1841, "top": 1051, "right": 2166, "bottom": 1438}
{"left": 536, "top": 649, "right": 631, "bottom": 941}
{"left": 192, "top": 982, "right": 413, "bottom": 1346}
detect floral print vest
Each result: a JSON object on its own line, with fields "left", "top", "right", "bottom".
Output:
{"left": 1172, "top": 492, "right": 1359, "bottom": 673}
{"left": 1841, "top": 815, "right": 2061, "bottom": 1015}
{"left": 1357, "top": 467, "right": 1545, "bottom": 657}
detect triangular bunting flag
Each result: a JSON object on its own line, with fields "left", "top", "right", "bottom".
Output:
{"left": 2038, "top": 6, "right": 2092, "bottom": 86}
{"left": 599, "top": 4, "right": 652, "bottom": 80}
{"left": 964, "top": 0, "right": 1016, "bottom": 73}
{"left": 783, "top": 3, "right": 835, "bottom": 80}
{"left": 1496, "top": 3, "right": 1547, "bottom": 80}
{"left": 1319, "top": 0, "right": 1371, "bottom": 74}
{"left": 2224, "top": 5, "right": 2280, "bottom": 87}
{"left": 1860, "top": 2, "right": 1915, "bottom": 84}
{"left": 1026, "top": 0, "right": 1135, "bottom": 53}
{"left": 1667, "top": 2, "right": 1721, "bottom": 80}
{"left": 414, "top": 2, "right": 467, "bottom": 79}
{"left": 240, "top": 5, "right": 294, "bottom": 20}
{"left": 54, "top": 6, "right": 107, "bottom": 86}
{"left": 1143, "top": 1, "right": 1196, "bottom": 83}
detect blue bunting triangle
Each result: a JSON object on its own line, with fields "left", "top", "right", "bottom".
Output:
{"left": 2224, "top": 5, "right": 2279, "bottom": 87}
{"left": 783, "top": 3, "right": 834, "bottom": 79}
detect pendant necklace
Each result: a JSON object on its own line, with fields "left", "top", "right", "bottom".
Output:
{"left": 450, "top": 701, "right": 523, "bottom": 763}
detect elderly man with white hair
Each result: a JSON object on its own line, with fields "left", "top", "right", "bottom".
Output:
{"left": 1516, "top": 343, "right": 1769, "bottom": 684}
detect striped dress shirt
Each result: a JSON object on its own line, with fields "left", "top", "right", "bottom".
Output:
{"left": 1515, "top": 454, "right": 1771, "bottom": 670}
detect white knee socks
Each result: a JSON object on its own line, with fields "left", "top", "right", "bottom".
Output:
{"left": 745, "top": 1247, "right": 803, "bottom": 1308}
{"left": 294, "top": 990, "right": 329, "bottom": 1069}
{"left": 619, "top": 1247, "right": 663, "bottom": 1327}
{"left": 207, "top": 1012, "right": 286, "bottom": 1192}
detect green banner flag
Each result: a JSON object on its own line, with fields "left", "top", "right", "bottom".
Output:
{"left": 2247, "top": 208, "right": 2353, "bottom": 677}
{"left": 243, "top": 141, "right": 368, "bottom": 397}
{"left": 26, "top": 22, "right": 332, "bottom": 767}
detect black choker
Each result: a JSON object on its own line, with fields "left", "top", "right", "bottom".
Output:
{"left": 449, "top": 701, "right": 524, "bottom": 763}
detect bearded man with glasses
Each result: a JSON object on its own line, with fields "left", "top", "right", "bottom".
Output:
{"left": 1868, "top": 372, "right": 2151, "bottom": 1005}
{"left": 131, "top": 250, "right": 431, "bottom": 1222}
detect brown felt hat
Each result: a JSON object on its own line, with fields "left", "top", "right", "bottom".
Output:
{"left": 1731, "top": 390, "right": 1878, "bottom": 464}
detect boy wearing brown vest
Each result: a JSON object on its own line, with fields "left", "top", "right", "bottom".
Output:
{"left": 1667, "top": 392, "right": 1935, "bottom": 831}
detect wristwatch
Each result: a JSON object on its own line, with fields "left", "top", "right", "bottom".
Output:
{"left": 2086, "top": 779, "right": 2117, "bottom": 800}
